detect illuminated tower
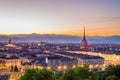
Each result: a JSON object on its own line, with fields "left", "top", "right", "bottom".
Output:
{"left": 80, "top": 27, "right": 88, "bottom": 49}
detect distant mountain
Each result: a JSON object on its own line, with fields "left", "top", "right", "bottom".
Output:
{"left": 0, "top": 34, "right": 120, "bottom": 44}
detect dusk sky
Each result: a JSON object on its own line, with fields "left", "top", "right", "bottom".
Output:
{"left": 0, "top": 0, "right": 120, "bottom": 36}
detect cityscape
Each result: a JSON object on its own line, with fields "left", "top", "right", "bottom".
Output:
{"left": 0, "top": 0, "right": 120, "bottom": 80}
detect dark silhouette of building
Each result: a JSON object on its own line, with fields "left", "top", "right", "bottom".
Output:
{"left": 8, "top": 38, "right": 12, "bottom": 44}
{"left": 5, "top": 38, "right": 15, "bottom": 47}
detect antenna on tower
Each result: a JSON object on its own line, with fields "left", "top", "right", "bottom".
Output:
{"left": 83, "top": 27, "right": 86, "bottom": 40}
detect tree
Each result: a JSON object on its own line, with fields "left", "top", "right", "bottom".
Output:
{"left": 60, "top": 66, "right": 98, "bottom": 80}
{"left": 97, "top": 71, "right": 106, "bottom": 80}
{"left": 105, "top": 75, "right": 119, "bottom": 80}
{"left": 60, "top": 69, "right": 77, "bottom": 80}
{"left": 14, "top": 65, "right": 19, "bottom": 72}
{"left": 18, "top": 68, "right": 56, "bottom": 80}
{"left": 104, "top": 65, "right": 120, "bottom": 79}
{"left": 10, "top": 65, "right": 14, "bottom": 72}
{"left": 19, "top": 68, "right": 36, "bottom": 80}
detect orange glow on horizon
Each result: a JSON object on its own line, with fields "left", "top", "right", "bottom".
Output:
{"left": 0, "top": 26, "right": 119, "bottom": 37}
{"left": 0, "top": 31, "right": 119, "bottom": 37}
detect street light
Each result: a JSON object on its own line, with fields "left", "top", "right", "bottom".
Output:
{"left": 89, "top": 65, "right": 93, "bottom": 69}
{"left": 57, "top": 66, "right": 62, "bottom": 71}
{"left": 72, "top": 65, "right": 76, "bottom": 69}
{"left": 47, "top": 66, "right": 51, "bottom": 70}
{"left": 63, "top": 65, "right": 67, "bottom": 70}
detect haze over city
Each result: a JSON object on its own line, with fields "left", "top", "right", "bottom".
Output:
{"left": 0, "top": 0, "right": 120, "bottom": 36}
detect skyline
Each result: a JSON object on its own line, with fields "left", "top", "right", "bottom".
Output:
{"left": 0, "top": 0, "right": 120, "bottom": 36}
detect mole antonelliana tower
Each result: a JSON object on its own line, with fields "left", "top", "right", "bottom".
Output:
{"left": 80, "top": 27, "right": 89, "bottom": 50}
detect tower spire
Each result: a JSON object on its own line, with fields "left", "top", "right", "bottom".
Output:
{"left": 80, "top": 27, "right": 89, "bottom": 50}
{"left": 83, "top": 27, "right": 85, "bottom": 40}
